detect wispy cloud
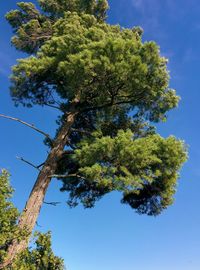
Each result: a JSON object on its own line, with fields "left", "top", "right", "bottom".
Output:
{"left": 131, "top": 0, "right": 160, "bottom": 13}
{"left": 130, "top": 0, "right": 165, "bottom": 41}
{"left": 165, "top": 0, "right": 198, "bottom": 21}
{"left": 131, "top": 0, "right": 197, "bottom": 19}
{"left": 130, "top": 0, "right": 198, "bottom": 40}
{"left": 131, "top": 0, "right": 146, "bottom": 11}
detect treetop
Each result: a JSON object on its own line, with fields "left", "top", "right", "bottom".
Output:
{"left": 5, "top": 0, "right": 188, "bottom": 216}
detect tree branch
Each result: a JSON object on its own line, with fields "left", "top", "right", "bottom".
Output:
{"left": 33, "top": 35, "right": 52, "bottom": 41}
{"left": 36, "top": 162, "right": 45, "bottom": 169}
{"left": 36, "top": 221, "right": 42, "bottom": 228}
{"left": 82, "top": 99, "right": 134, "bottom": 112}
{"left": 71, "top": 128, "right": 92, "bottom": 136}
{"left": 62, "top": 150, "right": 75, "bottom": 155}
{"left": 43, "top": 201, "right": 61, "bottom": 206}
{"left": 50, "top": 174, "right": 84, "bottom": 179}
{"left": 81, "top": 89, "right": 148, "bottom": 113}
{"left": 0, "top": 114, "right": 51, "bottom": 139}
{"left": 42, "top": 102, "right": 62, "bottom": 111}
{"left": 16, "top": 156, "right": 41, "bottom": 171}
{"left": 66, "top": 141, "right": 77, "bottom": 150}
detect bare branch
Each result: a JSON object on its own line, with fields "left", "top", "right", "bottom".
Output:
{"left": 33, "top": 35, "right": 52, "bottom": 41}
{"left": 16, "top": 156, "right": 41, "bottom": 171}
{"left": 44, "top": 201, "right": 61, "bottom": 206}
{"left": 37, "top": 162, "right": 45, "bottom": 169}
{"left": 0, "top": 114, "right": 51, "bottom": 139}
{"left": 50, "top": 174, "right": 84, "bottom": 179}
{"left": 42, "top": 102, "right": 62, "bottom": 111}
{"left": 36, "top": 222, "right": 42, "bottom": 228}
{"left": 48, "top": 90, "right": 62, "bottom": 107}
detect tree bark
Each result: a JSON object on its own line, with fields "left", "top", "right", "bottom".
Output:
{"left": 0, "top": 102, "right": 78, "bottom": 269}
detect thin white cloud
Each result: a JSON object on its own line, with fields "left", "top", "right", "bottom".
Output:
{"left": 130, "top": 0, "right": 165, "bottom": 41}
{"left": 132, "top": 0, "right": 145, "bottom": 10}
{"left": 181, "top": 47, "right": 200, "bottom": 64}
{"left": 131, "top": 0, "right": 160, "bottom": 13}
{"left": 130, "top": 0, "right": 198, "bottom": 37}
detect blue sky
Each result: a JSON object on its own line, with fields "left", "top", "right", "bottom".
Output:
{"left": 0, "top": 1, "right": 200, "bottom": 269}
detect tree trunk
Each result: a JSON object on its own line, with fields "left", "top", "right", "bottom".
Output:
{"left": 0, "top": 102, "right": 78, "bottom": 269}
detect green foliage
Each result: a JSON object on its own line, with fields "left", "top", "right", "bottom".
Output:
{"left": 0, "top": 170, "right": 24, "bottom": 262}
{"left": 9, "top": 11, "right": 178, "bottom": 122}
{"left": 10, "top": 232, "right": 65, "bottom": 270}
{"left": 38, "top": 0, "right": 109, "bottom": 21}
{"left": 0, "top": 170, "right": 64, "bottom": 269}
{"left": 6, "top": 0, "right": 108, "bottom": 53}
{"left": 6, "top": 0, "right": 187, "bottom": 216}
{"left": 6, "top": 2, "right": 53, "bottom": 54}
{"left": 62, "top": 130, "right": 187, "bottom": 215}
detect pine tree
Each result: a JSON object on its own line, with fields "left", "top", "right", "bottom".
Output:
{"left": 0, "top": 170, "right": 64, "bottom": 269}
{"left": 0, "top": 0, "right": 187, "bottom": 267}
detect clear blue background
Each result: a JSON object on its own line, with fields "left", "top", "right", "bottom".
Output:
{"left": 0, "top": 1, "right": 199, "bottom": 269}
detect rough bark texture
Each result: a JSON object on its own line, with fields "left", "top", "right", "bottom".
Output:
{"left": 0, "top": 102, "right": 78, "bottom": 269}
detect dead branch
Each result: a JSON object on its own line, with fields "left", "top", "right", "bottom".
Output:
{"left": 16, "top": 156, "right": 41, "bottom": 171}
{"left": 0, "top": 113, "right": 51, "bottom": 139}
{"left": 36, "top": 222, "right": 42, "bottom": 228}
{"left": 43, "top": 201, "right": 61, "bottom": 206}
{"left": 50, "top": 174, "right": 84, "bottom": 179}
{"left": 37, "top": 162, "right": 45, "bottom": 169}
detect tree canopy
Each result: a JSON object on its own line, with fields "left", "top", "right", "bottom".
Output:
{"left": 0, "top": 0, "right": 189, "bottom": 267}
{"left": 5, "top": 0, "right": 187, "bottom": 217}
{"left": 0, "top": 170, "right": 64, "bottom": 269}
